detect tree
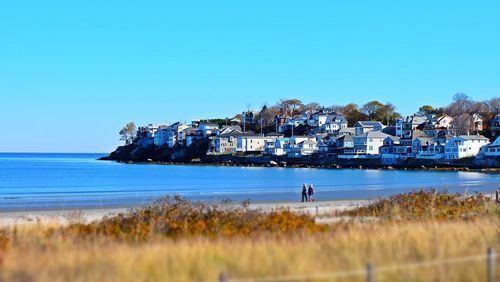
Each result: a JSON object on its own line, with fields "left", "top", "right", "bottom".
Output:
{"left": 301, "top": 102, "right": 322, "bottom": 113}
{"left": 446, "top": 93, "right": 474, "bottom": 117}
{"left": 279, "top": 99, "right": 304, "bottom": 116}
{"left": 339, "top": 103, "right": 365, "bottom": 126}
{"left": 452, "top": 114, "right": 474, "bottom": 135}
{"left": 362, "top": 101, "right": 385, "bottom": 119}
{"left": 119, "top": 122, "right": 137, "bottom": 145}
{"left": 361, "top": 101, "right": 400, "bottom": 123}
{"left": 486, "top": 97, "right": 500, "bottom": 115}
{"left": 418, "top": 105, "right": 434, "bottom": 115}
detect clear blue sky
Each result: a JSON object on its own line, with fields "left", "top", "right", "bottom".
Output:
{"left": 1, "top": 1, "right": 499, "bottom": 153}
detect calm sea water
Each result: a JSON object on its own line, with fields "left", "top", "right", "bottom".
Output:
{"left": 1, "top": 153, "right": 499, "bottom": 211}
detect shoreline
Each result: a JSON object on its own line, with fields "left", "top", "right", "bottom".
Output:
{"left": 104, "top": 158, "right": 500, "bottom": 173}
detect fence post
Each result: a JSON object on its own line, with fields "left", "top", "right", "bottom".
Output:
{"left": 366, "top": 262, "right": 374, "bottom": 282}
{"left": 316, "top": 206, "right": 319, "bottom": 217}
{"left": 487, "top": 248, "right": 494, "bottom": 282}
{"left": 496, "top": 189, "right": 499, "bottom": 203}
{"left": 219, "top": 272, "right": 229, "bottom": 282}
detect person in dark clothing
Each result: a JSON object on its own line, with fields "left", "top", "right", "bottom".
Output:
{"left": 308, "top": 184, "right": 315, "bottom": 202}
{"left": 301, "top": 183, "right": 308, "bottom": 202}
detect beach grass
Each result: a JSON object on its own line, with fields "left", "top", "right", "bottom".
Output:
{"left": 0, "top": 191, "right": 499, "bottom": 281}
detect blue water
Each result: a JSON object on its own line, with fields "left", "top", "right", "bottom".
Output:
{"left": 1, "top": 153, "right": 499, "bottom": 211}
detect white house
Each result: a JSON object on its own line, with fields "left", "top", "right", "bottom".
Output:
{"left": 472, "top": 113, "right": 483, "bottom": 132}
{"left": 444, "top": 135, "right": 490, "bottom": 159}
{"left": 236, "top": 135, "right": 278, "bottom": 153}
{"left": 153, "top": 123, "right": 189, "bottom": 148}
{"left": 348, "top": 131, "right": 390, "bottom": 155}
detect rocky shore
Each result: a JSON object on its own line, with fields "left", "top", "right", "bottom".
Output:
{"left": 99, "top": 144, "right": 500, "bottom": 172}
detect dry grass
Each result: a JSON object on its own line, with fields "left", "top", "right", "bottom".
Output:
{"left": 0, "top": 192, "right": 499, "bottom": 282}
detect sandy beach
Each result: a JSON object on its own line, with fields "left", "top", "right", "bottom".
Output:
{"left": 0, "top": 199, "right": 370, "bottom": 227}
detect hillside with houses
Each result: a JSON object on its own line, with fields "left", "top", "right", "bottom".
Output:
{"left": 104, "top": 95, "right": 500, "bottom": 168}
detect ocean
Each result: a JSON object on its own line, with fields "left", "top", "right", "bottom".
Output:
{"left": 1, "top": 153, "right": 499, "bottom": 211}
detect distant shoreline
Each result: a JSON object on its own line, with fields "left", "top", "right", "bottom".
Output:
{"left": 102, "top": 158, "right": 500, "bottom": 173}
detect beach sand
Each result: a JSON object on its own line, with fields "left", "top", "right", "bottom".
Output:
{"left": 0, "top": 199, "right": 370, "bottom": 227}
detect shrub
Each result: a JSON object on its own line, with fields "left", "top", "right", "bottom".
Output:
{"left": 64, "top": 197, "right": 327, "bottom": 241}
{"left": 341, "top": 190, "right": 495, "bottom": 220}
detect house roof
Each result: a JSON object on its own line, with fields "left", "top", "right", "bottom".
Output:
{"left": 325, "top": 114, "right": 348, "bottom": 124}
{"left": 221, "top": 125, "right": 242, "bottom": 131}
{"left": 356, "top": 131, "right": 391, "bottom": 139}
{"left": 339, "top": 127, "right": 356, "bottom": 134}
{"left": 299, "top": 140, "right": 317, "bottom": 145}
{"left": 337, "top": 135, "right": 354, "bottom": 142}
{"left": 411, "top": 129, "right": 430, "bottom": 139}
{"left": 355, "top": 121, "right": 384, "bottom": 127}
{"left": 458, "top": 134, "right": 489, "bottom": 141}
{"left": 382, "top": 126, "right": 396, "bottom": 136}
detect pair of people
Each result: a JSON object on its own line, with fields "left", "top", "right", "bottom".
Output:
{"left": 301, "top": 183, "right": 315, "bottom": 202}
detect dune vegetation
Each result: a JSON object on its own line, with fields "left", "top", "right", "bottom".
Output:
{"left": 0, "top": 190, "right": 499, "bottom": 282}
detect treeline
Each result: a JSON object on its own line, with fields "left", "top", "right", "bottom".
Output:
{"left": 241, "top": 94, "right": 500, "bottom": 135}
{"left": 120, "top": 93, "right": 500, "bottom": 142}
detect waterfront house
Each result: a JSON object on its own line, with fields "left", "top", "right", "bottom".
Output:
{"left": 347, "top": 131, "right": 390, "bottom": 155}
{"left": 264, "top": 137, "right": 290, "bottom": 156}
{"left": 379, "top": 136, "right": 401, "bottom": 155}
{"left": 481, "top": 136, "right": 500, "bottom": 157}
{"left": 335, "top": 135, "right": 354, "bottom": 150}
{"left": 354, "top": 121, "right": 384, "bottom": 136}
{"left": 444, "top": 135, "right": 490, "bottom": 159}
{"left": 214, "top": 132, "right": 252, "bottom": 153}
{"left": 153, "top": 125, "right": 170, "bottom": 147}
{"left": 185, "top": 128, "right": 204, "bottom": 147}
{"left": 137, "top": 124, "right": 163, "bottom": 148}
{"left": 287, "top": 139, "right": 318, "bottom": 157}
{"left": 236, "top": 135, "right": 279, "bottom": 153}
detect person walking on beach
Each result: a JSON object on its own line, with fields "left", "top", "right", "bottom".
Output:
{"left": 301, "top": 183, "right": 308, "bottom": 202}
{"left": 308, "top": 184, "right": 315, "bottom": 202}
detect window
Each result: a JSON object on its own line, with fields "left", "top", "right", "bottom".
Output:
{"left": 369, "top": 146, "right": 373, "bottom": 150}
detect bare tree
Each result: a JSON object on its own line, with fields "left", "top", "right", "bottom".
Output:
{"left": 446, "top": 93, "right": 474, "bottom": 116}
{"left": 486, "top": 97, "right": 500, "bottom": 115}
{"left": 452, "top": 114, "right": 475, "bottom": 135}
{"left": 119, "top": 122, "right": 137, "bottom": 145}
